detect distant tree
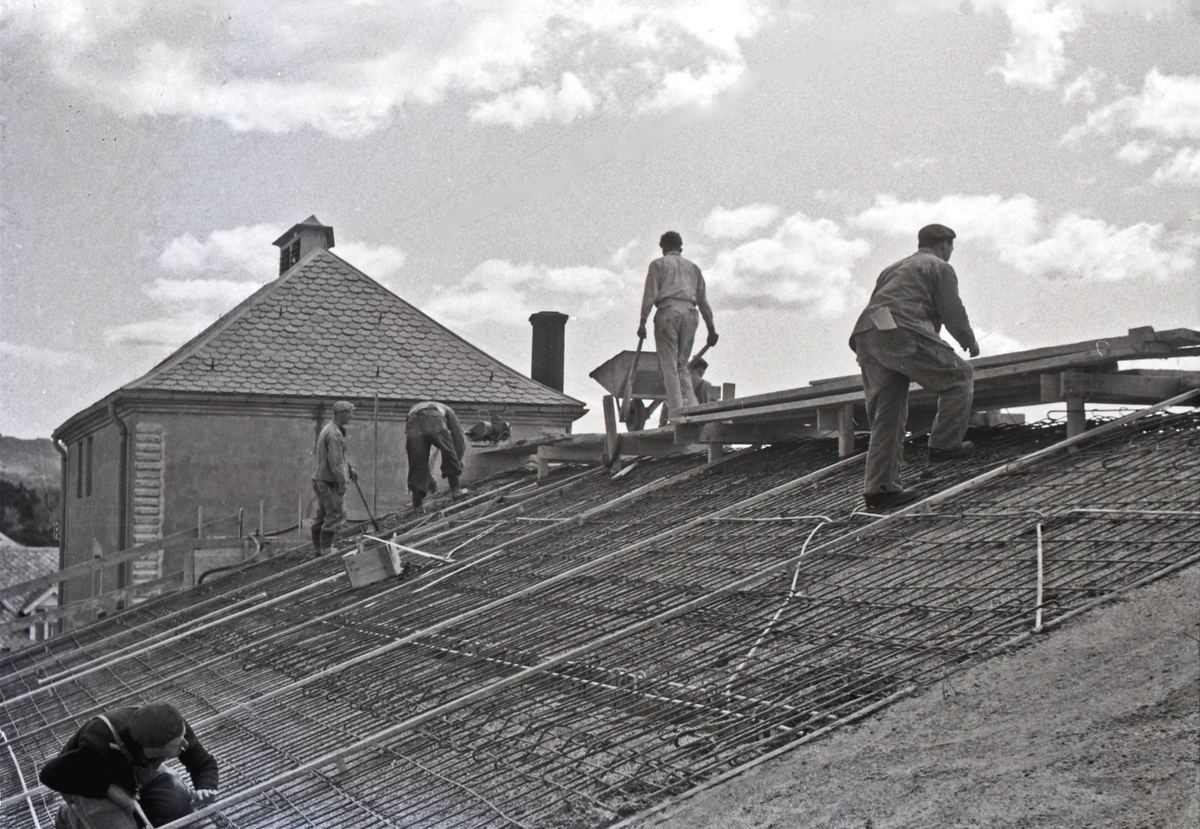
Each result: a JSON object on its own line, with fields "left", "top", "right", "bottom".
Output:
{"left": 0, "top": 480, "right": 59, "bottom": 546}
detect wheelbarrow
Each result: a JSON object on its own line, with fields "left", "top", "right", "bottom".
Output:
{"left": 589, "top": 349, "right": 667, "bottom": 431}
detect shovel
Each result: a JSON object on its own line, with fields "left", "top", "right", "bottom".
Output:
{"left": 352, "top": 477, "right": 381, "bottom": 532}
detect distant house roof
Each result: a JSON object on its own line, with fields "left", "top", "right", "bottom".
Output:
{"left": 119, "top": 248, "right": 583, "bottom": 407}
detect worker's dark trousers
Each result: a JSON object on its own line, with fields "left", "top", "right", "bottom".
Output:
{"left": 56, "top": 771, "right": 193, "bottom": 827}
{"left": 855, "top": 328, "right": 973, "bottom": 495}
{"left": 406, "top": 411, "right": 463, "bottom": 500}
{"left": 312, "top": 479, "right": 347, "bottom": 536}
{"left": 654, "top": 303, "right": 700, "bottom": 421}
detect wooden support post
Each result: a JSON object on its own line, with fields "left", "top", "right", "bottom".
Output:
{"left": 722, "top": 382, "right": 736, "bottom": 402}
{"left": 707, "top": 443, "right": 723, "bottom": 464}
{"left": 602, "top": 394, "right": 622, "bottom": 473}
{"left": 838, "top": 403, "right": 855, "bottom": 458}
{"left": 536, "top": 446, "right": 550, "bottom": 480}
{"left": 1066, "top": 396, "right": 1086, "bottom": 445}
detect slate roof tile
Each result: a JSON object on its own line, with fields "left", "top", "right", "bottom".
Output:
{"left": 122, "top": 250, "right": 581, "bottom": 408}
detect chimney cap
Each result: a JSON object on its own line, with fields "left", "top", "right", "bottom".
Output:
{"left": 273, "top": 215, "right": 335, "bottom": 249}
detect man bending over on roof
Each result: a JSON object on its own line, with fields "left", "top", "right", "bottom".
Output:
{"left": 39, "top": 701, "right": 219, "bottom": 829}
{"left": 849, "top": 223, "right": 980, "bottom": 512}
{"left": 406, "top": 401, "right": 468, "bottom": 513}
{"left": 312, "top": 400, "right": 358, "bottom": 554}
{"left": 638, "top": 231, "right": 718, "bottom": 425}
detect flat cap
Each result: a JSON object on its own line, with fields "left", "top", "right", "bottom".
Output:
{"left": 332, "top": 401, "right": 355, "bottom": 413}
{"left": 129, "top": 702, "right": 185, "bottom": 749}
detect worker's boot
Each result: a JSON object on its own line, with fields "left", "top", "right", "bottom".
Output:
{"left": 863, "top": 489, "right": 922, "bottom": 511}
{"left": 310, "top": 524, "right": 322, "bottom": 550}
{"left": 927, "top": 440, "right": 976, "bottom": 464}
{"left": 319, "top": 530, "right": 337, "bottom": 554}
{"left": 411, "top": 492, "right": 425, "bottom": 515}
{"left": 448, "top": 477, "right": 469, "bottom": 501}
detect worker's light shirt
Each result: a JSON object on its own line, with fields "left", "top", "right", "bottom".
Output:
{"left": 313, "top": 420, "right": 351, "bottom": 485}
{"left": 851, "top": 249, "right": 976, "bottom": 352}
{"left": 640, "top": 252, "right": 715, "bottom": 331}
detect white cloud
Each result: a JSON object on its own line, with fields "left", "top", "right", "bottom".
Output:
{"left": 337, "top": 242, "right": 407, "bottom": 279}
{"left": 159, "top": 224, "right": 282, "bottom": 278}
{"left": 702, "top": 204, "right": 781, "bottom": 239}
{"left": 1002, "top": 213, "right": 1198, "bottom": 281}
{"left": 852, "top": 193, "right": 1199, "bottom": 282}
{"left": 1151, "top": 147, "right": 1200, "bottom": 187}
{"left": 706, "top": 213, "right": 872, "bottom": 315}
{"left": 851, "top": 193, "right": 1043, "bottom": 249}
{"left": 0, "top": 341, "right": 96, "bottom": 369}
{"left": 426, "top": 258, "right": 640, "bottom": 328}
{"left": 638, "top": 60, "right": 746, "bottom": 113}
{"left": 105, "top": 223, "right": 405, "bottom": 348}
{"left": 6, "top": 0, "right": 766, "bottom": 137}
{"left": 1115, "top": 139, "right": 1160, "bottom": 164}
{"left": 1062, "top": 66, "right": 1105, "bottom": 105}
{"left": 1064, "top": 69, "right": 1200, "bottom": 143}
{"left": 471, "top": 72, "right": 596, "bottom": 129}
{"left": 159, "top": 223, "right": 404, "bottom": 280}
{"left": 990, "top": 0, "right": 1083, "bottom": 90}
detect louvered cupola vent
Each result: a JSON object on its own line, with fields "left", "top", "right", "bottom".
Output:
{"left": 272, "top": 215, "right": 335, "bottom": 275}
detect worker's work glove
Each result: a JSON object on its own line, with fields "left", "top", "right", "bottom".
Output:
{"left": 349, "top": 468, "right": 358, "bottom": 482}
{"left": 193, "top": 788, "right": 220, "bottom": 806}
{"left": 637, "top": 324, "right": 647, "bottom": 340}
{"left": 706, "top": 331, "right": 719, "bottom": 348}
{"left": 968, "top": 342, "right": 980, "bottom": 358}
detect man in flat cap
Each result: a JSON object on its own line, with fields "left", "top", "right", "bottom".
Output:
{"left": 311, "top": 400, "right": 358, "bottom": 553}
{"left": 406, "top": 401, "right": 468, "bottom": 513}
{"left": 850, "top": 224, "right": 980, "bottom": 511}
{"left": 637, "top": 231, "right": 718, "bottom": 425}
{"left": 40, "top": 701, "right": 219, "bottom": 828}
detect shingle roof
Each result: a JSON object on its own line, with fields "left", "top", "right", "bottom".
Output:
{"left": 123, "top": 249, "right": 583, "bottom": 407}
{"left": 0, "top": 545, "right": 57, "bottom": 588}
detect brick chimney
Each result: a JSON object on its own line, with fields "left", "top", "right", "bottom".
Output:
{"left": 529, "top": 311, "right": 569, "bottom": 392}
{"left": 273, "top": 215, "right": 335, "bottom": 275}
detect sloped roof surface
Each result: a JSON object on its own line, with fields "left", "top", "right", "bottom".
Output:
{"left": 3, "top": 411, "right": 1198, "bottom": 828}
{"left": 123, "top": 249, "right": 582, "bottom": 407}
{"left": 0, "top": 545, "right": 57, "bottom": 584}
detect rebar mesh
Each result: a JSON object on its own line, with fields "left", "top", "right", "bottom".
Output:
{"left": 4, "top": 413, "right": 1198, "bottom": 828}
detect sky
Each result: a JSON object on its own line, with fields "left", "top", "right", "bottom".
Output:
{"left": 1, "top": 0, "right": 1198, "bottom": 440}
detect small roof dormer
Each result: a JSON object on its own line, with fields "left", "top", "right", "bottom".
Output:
{"left": 273, "top": 215, "right": 335, "bottom": 275}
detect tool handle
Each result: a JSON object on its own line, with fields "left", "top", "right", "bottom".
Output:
{"left": 353, "top": 478, "right": 380, "bottom": 531}
{"left": 619, "top": 338, "right": 645, "bottom": 423}
{"left": 687, "top": 343, "right": 711, "bottom": 370}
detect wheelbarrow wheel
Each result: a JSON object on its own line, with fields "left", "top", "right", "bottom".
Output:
{"left": 626, "top": 399, "right": 648, "bottom": 432}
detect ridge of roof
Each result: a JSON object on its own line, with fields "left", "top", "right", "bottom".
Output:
{"left": 119, "top": 249, "right": 584, "bottom": 408}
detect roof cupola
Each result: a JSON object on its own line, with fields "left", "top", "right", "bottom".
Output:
{"left": 273, "top": 215, "right": 335, "bottom": 275}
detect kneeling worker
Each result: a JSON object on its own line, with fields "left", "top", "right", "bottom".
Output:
{"left": 406, "top": 401, "right": 468, "bottom": 512}
{"left": 40, "top": 701, "right": 219, "bottom": 828}
{"left": 850, "top": 223, "right": 980, "bottom": 511}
